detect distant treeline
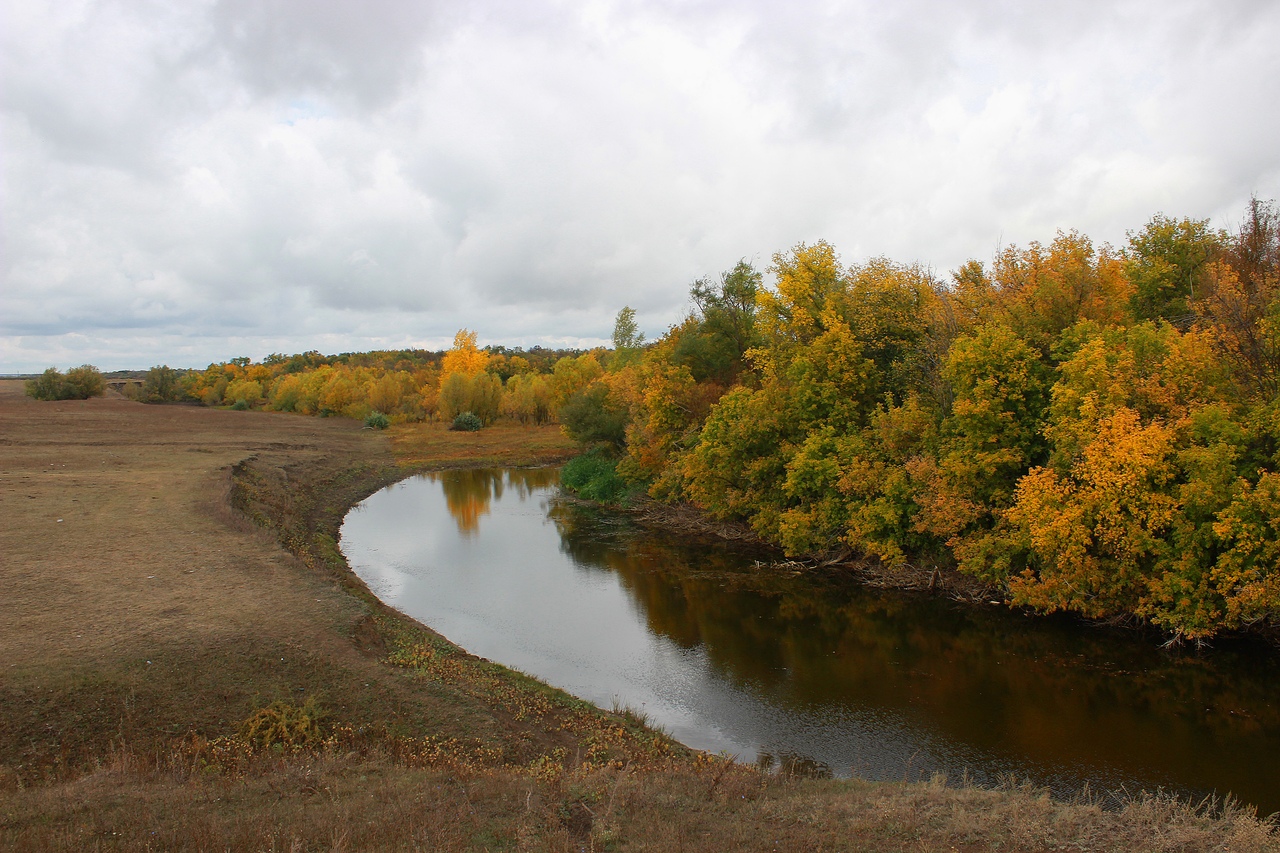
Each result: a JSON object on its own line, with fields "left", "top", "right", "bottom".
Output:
{"left": 129, "top": 342, "right": 611, "bottom": 427}
{"left": 123, "top": 199, "right": 1280, "bottom": 639}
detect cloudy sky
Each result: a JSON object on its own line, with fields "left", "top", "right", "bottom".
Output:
{"left": 3, "top": 0, "right": 1278, "bottom": 373}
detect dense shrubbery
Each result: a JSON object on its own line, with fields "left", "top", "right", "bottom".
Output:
{"left": 25, "top": 365, "right": 105, "bottom": 401}
{"left": 564, "top": 199, "right": 1280, "bottom": 641}
{"left": 450, "top": 411, "right": 483, "bottom": 431}
{"left": 142, "top": 365, "right": 187, "bottom": 402}
{"left": 560, "top": 450, "right": 631, "bottom": 503}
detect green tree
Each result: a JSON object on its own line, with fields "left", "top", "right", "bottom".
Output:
{"left": 610, "top": 307, "right": 646, "bottom": 369}
{"left": 25, "top": 365, "right": 105, "bottom": 401}
{"left": 927, "top": 325, "right": 1050, "bottom": 574}
{"left": 1125, "top": 213, "right": 1221, "bottom": 322}
{"left": 678, "top": 260, "right": 762, "bottom": 383}
{"left": 560, "top": 382, "right": 629, "bottom": 449}
{"left": 26, "top": 368, "right": 67, "bottom": 401}
{"left": 142, "top": 365, "right": 183, "bottom": 402}
{"left": 682, "top": 384, "right": 794, "bottom": 540}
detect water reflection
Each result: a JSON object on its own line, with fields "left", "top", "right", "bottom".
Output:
{"left": 550, "top": 501, "right": 1280, "bottom": 806}
{"left": 434, "top": 467, "right": 560, "bottom": 535}
{"left": 341, "top": 469, "right": 1280, "bottom": 815}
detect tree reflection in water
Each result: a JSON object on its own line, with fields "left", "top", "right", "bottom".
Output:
{"left": 430, "top": 468, "right": 560, "bottom": 535}
{"left": 350, "top": 470, "right": 1280, "bottom": 814}
{"left": 548, "top": 497, "right": 1280, "bottom": 810}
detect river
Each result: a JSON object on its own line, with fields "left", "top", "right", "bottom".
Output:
{"left": 339, "top": 467, "right": 1280, "bottom": 815}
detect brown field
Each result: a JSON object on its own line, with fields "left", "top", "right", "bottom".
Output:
{"left": 1, "top": 380, "right": 1275, "bottom": 852}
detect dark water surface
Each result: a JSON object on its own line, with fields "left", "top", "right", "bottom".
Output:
{"left": 339, "top": 468, "right": 1280, "bottom": 814}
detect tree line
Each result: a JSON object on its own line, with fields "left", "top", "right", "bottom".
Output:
{"left": 28, "top": 199, "right": 1278, "bottom": 639}
{"left": 567, "top": 199, "right": 1280, "bottom": 641}
{"left": 123, "top": 340, "right": 615, "bottom": 430}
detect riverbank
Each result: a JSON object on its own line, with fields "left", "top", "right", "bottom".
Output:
{"left": 622, "top": 496, "right": 999, "bottom": 602}
{"left": 1, "top": 381, "right": 1274, "bottom": 851}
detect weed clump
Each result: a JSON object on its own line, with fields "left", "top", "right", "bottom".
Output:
{"left": 240, "top": 697, "right": 327, "bottom": 752}
{"left": 450, "top": 411, "right": 483, "bottom": 431}
{"left": 364, "top": 411, "right": 391, "bottom": 429}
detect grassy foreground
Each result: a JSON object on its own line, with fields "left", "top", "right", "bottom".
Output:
{"left": 0, "top": 381, "right": 1274, "bottom": 852}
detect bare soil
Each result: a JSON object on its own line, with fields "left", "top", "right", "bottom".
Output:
{"left": 1, "top": 380, "right": 1274, "bottom": 852}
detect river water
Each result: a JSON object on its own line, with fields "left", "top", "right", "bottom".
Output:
{"left": 339, "top": 468, "right": 1280, "bottom": 815}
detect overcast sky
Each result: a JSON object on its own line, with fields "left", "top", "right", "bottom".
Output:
{"left": 3, "top": 0, "right": 1278, "bottom": 373}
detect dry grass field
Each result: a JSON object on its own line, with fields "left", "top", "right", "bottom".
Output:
{"left": 1, "top": 379, "right": 1275, "bottom": 852}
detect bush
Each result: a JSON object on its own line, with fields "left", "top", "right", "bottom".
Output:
{"left": 560, "top": 382, "right": 628, "bottom": 448}
{"left": 230, "top": 399, "right": 251, "bottom": 411}
{"left": 561, "top": 450, "right": 631, "bottom": 503}
{"left": 450, "top": 411, "right": 483, "bottom": 431}
{"left": 25, "top": 365, "right": 105, "bottom": 401}
{"left": 224, "top": 378, "right": 263, "bottom": 408}
{"left": 240, "top": 698, "right": 327, "bottom": 752}
{"left": 364, "top": 411, "right": 391, "bottom": 429}
{"left": 142, "top": 365, "right": 185, "bottom": 402}
{"left": 64, "top": 365, "right": 106, "bottom": 398}
{"left": 440, "top": 372, "right": 502, "bottom": 424}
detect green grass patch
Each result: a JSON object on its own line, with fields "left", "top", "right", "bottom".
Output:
{"left": 560, "top": 450, "right": 632, "bottom": 503}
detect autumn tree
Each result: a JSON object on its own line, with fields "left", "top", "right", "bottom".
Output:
{"left": 1003, "top": 408, "right": 1179, "bottom": 621}
{"left": 674, "top": 260, "right": 762, "bottom": 383}
{"left": 987, "top": 232, "right": 1133, "bottom": 355}
{"left": 501, "top": 373, "right": 553, "bottom": 424}
{"left": 225, "top": 378, "right": 264, "bottom": 408}
{"left": 610, "top": 306, "right": 645, "bottom": 368}
{"left": 438, "top": 329, "right": 499, "bottom": 422}
{"left": 441, "top": 329, "right": 489, "bottom": 380}
{"left": 25, "top": 365, "right": 106, "bottom": 401}
{"left": 755, "top": 241, "right": 846, "bottom": 364}
{"left": 1198, "top": 197, "right": 1280, "bottom": 396}
{"left": 1125, "top": 213, "right": 1222, "bottom": 323}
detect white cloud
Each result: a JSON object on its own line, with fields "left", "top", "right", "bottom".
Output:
{"left": 2, "top": 0, "right": 1278, "bottom": 372}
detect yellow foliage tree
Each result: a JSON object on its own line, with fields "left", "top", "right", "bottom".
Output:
{"left": 1005, "top": 408, "right": 1179, "bottom": 620}
{"left": 440, "top": 329, "right": 489, "bottom": 380}
{"left": 368, "top": 372, "right": 406, "bottom": 414}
